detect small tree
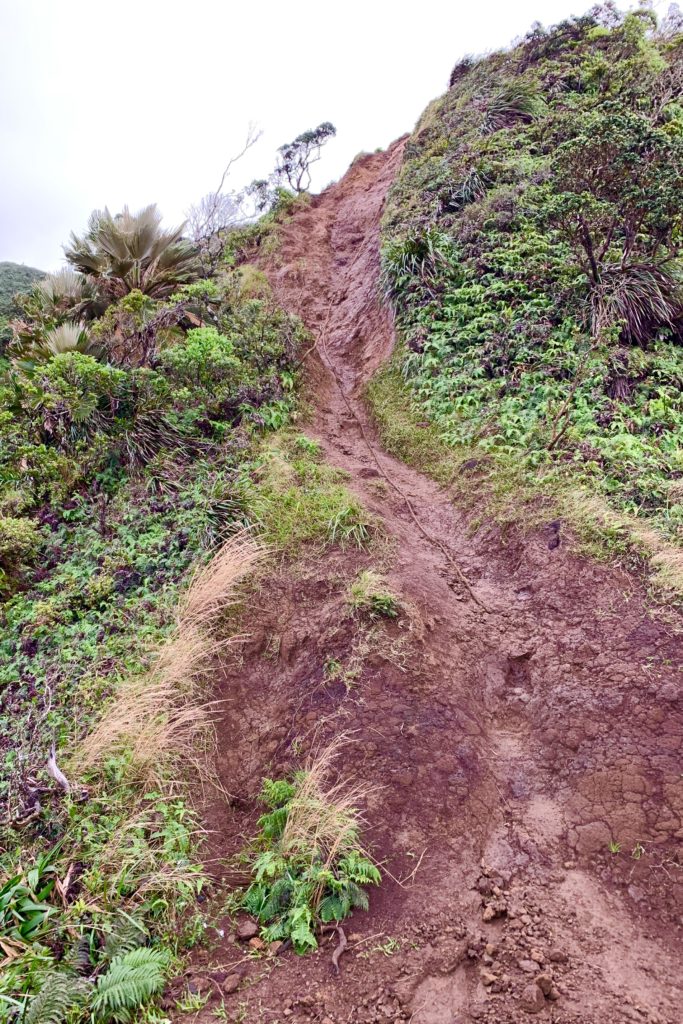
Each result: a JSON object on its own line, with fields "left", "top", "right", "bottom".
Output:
{"left": 274, "top": 122, "right": 336, "bottom": 193}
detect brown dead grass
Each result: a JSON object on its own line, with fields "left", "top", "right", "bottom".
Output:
{"left": 283, "top": 737, "right": 374, "bottom": 872}
{"left": 77, "top": 530, "right": 266, "bottom": 780}
{"left": 178, "top": 531, "right": 266, "bottom": 633}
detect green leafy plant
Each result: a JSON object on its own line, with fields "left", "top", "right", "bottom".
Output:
{"left": 242, "top": 745, "right": 380, "bottom": 953}
{"left": 91, "top": 948, "right": 169, "bottom": 1022}
{"left": 20, "top": 947, "right": 169, "bottom": 1024}
{"left": 0, "top": 846, "right": 59, "bottom": 944}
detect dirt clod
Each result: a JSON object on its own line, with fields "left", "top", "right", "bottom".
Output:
{"left": 235, "top": 919, "right": 258, "bottom": 941}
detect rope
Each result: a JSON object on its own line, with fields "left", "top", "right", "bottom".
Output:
{"left": 314, "top": 287, "right": 490, "bottom": 613}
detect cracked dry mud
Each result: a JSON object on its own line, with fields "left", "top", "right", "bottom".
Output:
{"left": 187, "top": 144, "right": 683, "bottom": 1023}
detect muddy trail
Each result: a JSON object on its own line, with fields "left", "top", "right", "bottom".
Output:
{"left": 188, "top": 145, "right": 683, "bottom": 1024}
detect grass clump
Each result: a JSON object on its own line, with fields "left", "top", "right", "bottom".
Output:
{"left": 348, "top": 570, "right": 400, "bottom": 620}
{"left": 244, "top": 433, "right": 374, "bottom": 551}
{"left": 242, "top": 743, "right": 380, "bottom": 953}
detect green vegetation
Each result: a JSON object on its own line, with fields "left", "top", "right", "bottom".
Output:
{"left": 0, "top": 262, "right": 44, "bottom": 350}
{"left": 0, "top": 199, "right": 310, "bottom": 1016}
{"left": 368, "top": 353, "right": 683, "bottom": 591}
{"left": 244, "top": 432, "right": 374, "bottom": 550}
{"left": 0, "top": 173, "right": 382, "bottom": 1013}
{"left": 381, "top": 6, "right": 683, "bottom": 558}
{"left": 242, "top": 746, "right": 380, "bottom": 953}
{"left": 347, "top": 570, "right": 400, "bottom": 619}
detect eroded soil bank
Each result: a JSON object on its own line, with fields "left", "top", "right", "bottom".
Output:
{"left": 187, "top": 144, "right": 682, "bottom": 1024}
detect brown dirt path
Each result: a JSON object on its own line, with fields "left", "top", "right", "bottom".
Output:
{"left": 188, "top": 144, "right": 682, "bottom": 1024}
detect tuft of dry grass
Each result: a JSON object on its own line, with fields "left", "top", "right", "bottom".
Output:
{"left": 178, "top": 531, "right": 265, "bottom": 633}
{"left": 282, "top": 737, "right": 374, "bottom": 872}
{"left": 77, "top": 530, "right": 265, "bottom": 780}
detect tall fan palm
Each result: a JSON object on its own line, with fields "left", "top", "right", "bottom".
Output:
{"left": 64, "top": 204, "right": 200, "bottom": 301}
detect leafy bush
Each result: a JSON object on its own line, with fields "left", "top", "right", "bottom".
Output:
{"left": 159, "top": 325, "right": 241, "bottom": 390}
{"left": 243, "top": 753, "right": 380, "bottom": 953}
{"left": 0, "top": 515, "right": 41, "bottom": 594}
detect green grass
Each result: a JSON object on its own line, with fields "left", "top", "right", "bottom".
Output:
{"left": 347, "top": 570, "right": 400, "bottom": 620}
{"left": 243, "top": 432, "right": 375, "bottom": 552}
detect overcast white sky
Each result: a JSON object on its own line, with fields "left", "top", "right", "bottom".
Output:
{"left": 0, "top": 0, "right": 660, "bottom": 271}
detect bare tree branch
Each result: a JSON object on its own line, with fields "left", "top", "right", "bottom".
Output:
{"left": 187, "top": 124, "right": 263, "bottom": 273}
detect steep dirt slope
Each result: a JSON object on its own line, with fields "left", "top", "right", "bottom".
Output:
{"left": 190, "top": 146, "right": 682, "bottom": 1024}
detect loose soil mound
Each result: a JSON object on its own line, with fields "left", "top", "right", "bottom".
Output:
{"left": 187, "top": 145, "right": 682, "bottom": 1024}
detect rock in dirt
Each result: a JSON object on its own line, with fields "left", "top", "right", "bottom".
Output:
{"left": 520, "top": 982, "right": 546, "bottom": 1014}
{"left": 482, "top": 900, "right": 507, "bottom": 921}
{"left": 549, "top": 948, "right": 568, "bottom": 963}
{"left": 535, "top": 973, "right": 553, "bottom": 996}
{"left": 518, "top": 959, "right": 540, "bottom": 973}
{"left": 235, "top": 919, "right": 259, "bottom": 941}
{"left": 480, "top": 969, "right": 498, "bottom": 986}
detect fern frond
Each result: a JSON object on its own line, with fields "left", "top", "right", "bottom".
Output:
{"left": 91, "top": 948, "right": 168, "bottom": 1022}
{"left": 318, "top": 894, "right": 345, "bottom": 923}
{"left": 338, "top": 852, "right": 381, "bottom": 884}
{"left": 257, "top": 805, "right": 289, "bottom": 840}
{"left": 63, "top": 935, "right": 92, "bottom": 975}
{"left": 259, "top": 876, "right": 292, "bottom": 920}
{"left": 243, "top": 882, "right": 268, "bottom": 917}
{"left": 102, "top": 912, "right": 148, "bottom": 964}
{"left": 25, "top": 973, "right": 90, "bottom": 1024}
{"left": 348, "top": 881, "right": 370, "bottom": 911}
{"left": 259, "top": 778, "right": 295, "bottom": 809}
{"left": 262, "top": 918, "right": 289, "bottom": 942}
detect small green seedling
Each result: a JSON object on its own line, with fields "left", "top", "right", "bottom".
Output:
{"left": 359, "top": 936, "right": 401, "bottom": 959}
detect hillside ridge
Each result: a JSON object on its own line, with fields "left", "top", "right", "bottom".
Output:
{"left": 188, "top": 141, "right": 682, "bottom": 1024}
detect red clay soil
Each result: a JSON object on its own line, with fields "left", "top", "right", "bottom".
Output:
{"left": 185, "top": 144, "right": 683, "bottom": 1024}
